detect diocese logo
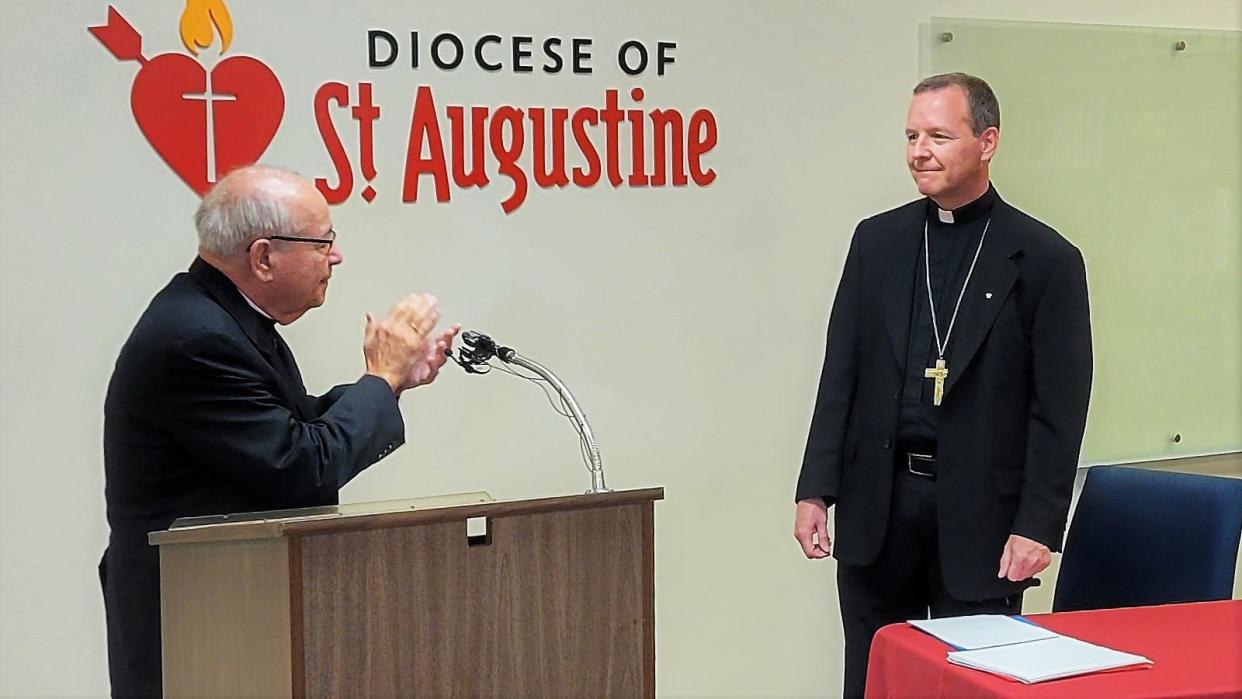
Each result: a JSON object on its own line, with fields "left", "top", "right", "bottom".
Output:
{"left": 90, "top": 0, "right": 284, "bottom": 195}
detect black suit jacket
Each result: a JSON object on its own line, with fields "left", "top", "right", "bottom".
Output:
{"left": 101, "top": 257, "right": 405, "bottom": 697}
{"left": 796, "top": 192, "right": 1092, "bottom": 601}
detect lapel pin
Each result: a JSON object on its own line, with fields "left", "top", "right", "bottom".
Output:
{"left": 985, "top": 292, "right": 993, "bottom": 299}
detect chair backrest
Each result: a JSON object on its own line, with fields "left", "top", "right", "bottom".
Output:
{"left": 1052, "top": 465, "right": 1242, "bottom": 612}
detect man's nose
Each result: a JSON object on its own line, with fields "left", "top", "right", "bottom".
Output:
{"left": 910, "top": 135, "right": 932, "bottom": 161}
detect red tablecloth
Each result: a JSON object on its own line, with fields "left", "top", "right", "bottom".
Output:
{"left": 865, "top": 600, "right": 1242, "bottom": 698}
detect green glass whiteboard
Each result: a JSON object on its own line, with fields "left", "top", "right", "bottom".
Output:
{"left": 924, "top": 18, "right": 1241, "bottom": 464}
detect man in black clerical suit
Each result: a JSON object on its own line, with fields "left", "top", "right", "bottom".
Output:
{"left": 792, "top": 73, "right": 1092, "bottom": 697}
{"left": 101, "top": 165, "right": 460, "bottom": 698}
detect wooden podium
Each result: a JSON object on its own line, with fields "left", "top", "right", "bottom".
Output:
{"left": 149, "top": 487, "right": 664, "bottom": 698}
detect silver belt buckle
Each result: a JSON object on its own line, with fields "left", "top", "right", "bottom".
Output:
{"left": 907, "top": 452, "right": 935, "bottom": 478}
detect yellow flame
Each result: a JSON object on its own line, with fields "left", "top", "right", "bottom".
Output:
{"left": 179, "top": 0, "right": 233, "bottom": 55}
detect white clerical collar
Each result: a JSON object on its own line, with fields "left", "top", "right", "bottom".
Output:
{"left": 237, "top": 288, "right": 273, "bottom": 320}
{"left": 937, "top": 208, "right": 955, "bottom": 224}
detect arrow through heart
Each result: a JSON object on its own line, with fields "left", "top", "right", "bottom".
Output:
{"left": 90, "top": 6, "right": 284, "bottom": 195}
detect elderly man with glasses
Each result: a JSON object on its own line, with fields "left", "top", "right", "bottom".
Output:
{"left": 99, "top": 164, "right": 459, "bottom": 698}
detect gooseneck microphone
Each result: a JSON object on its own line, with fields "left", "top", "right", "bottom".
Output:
{"left": 448, "top": 331, "right": 610, "bottom": 494}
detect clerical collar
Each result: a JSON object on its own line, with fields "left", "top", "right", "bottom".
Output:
{"left": 190, "top": 255, "right": 275, "bottom": 324}
{"left": 237, "top": 289, "right": 274, "bottom": 322}
{"left": 927, "top": 183, "right": 997, "bottom": 225}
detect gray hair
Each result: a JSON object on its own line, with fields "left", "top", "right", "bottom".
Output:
{"left": 193, "top": 165, "right": 302, "bottom": 255}
{"left": 914, "top": 73, "right": 1000, "bottom": 136}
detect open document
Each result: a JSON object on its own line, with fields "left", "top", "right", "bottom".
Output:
{"left": 909, "top": 615, "right": 1152, "bottom": 684}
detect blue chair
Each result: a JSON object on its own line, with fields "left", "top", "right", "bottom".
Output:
{"left": 1053, "top": 465, "right": 1242, "bottom": 612}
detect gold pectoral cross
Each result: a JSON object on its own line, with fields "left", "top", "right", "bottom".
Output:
{"left": 924, "top": 358, "right": 949, "bottom": 407}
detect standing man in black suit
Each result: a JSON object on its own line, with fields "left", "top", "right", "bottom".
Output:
{"left": 101, "top": 165, "right": 460, "bottom": 697}
{"left": 792, "top": 73, "right": 1092, "bottom": 698}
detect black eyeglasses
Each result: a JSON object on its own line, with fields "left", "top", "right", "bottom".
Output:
{"left": 252, "top": 228, "right": 337, "bottom": 253}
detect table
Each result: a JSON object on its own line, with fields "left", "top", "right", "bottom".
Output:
{"left": 865, "top": 600, "right": 1242, "bottom": 698}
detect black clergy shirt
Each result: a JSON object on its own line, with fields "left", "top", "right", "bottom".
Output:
{"left": 896, "top": 184, "right": 997, "bottom": 446}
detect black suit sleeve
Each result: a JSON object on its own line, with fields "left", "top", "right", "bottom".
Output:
{"left": 1012, "top": 246, "right": 1093, "bottom": 550}
{"left": 163, "top": 331, "right": 405, "bottom": 508}
{"left": 312, "top": 384, "right": 353, "bottom": 415}
{"left": 796, "top": 224, "right": 864, "bottom": 504}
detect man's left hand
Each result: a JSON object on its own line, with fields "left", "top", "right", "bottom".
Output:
{"left": 401, "top": 324, "right": 461, "bottom": 392}
{"left": 998, "top": 534, "right": 1051, "bottom": 581}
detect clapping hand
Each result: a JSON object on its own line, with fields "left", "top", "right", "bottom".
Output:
{"left": 401, "top": 324, "right": 461, "bottom": 392}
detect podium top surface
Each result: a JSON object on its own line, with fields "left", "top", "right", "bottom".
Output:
{"left": 149, "top": 487, "right": 664, "bottom": 546}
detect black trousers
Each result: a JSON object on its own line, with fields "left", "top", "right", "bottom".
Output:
{"left": 101, "top": 542, "right": 164, "bottom": 698}
{"left": 836, "top": 465, "right": 1022, "bottom": 699}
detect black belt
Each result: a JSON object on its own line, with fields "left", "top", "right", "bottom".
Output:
{"left": 897, "top": 442, "right": 937, "bottom": 478}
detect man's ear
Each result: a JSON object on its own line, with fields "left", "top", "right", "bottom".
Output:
{"left": 248, "top": 240, "right": 276, "bottom": 282}
{"left": 979, "top": 126, "right": 1000, "bottom": 164}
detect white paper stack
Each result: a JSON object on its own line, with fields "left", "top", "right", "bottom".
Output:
{"left": 908, "top": 615, "right": 1152, "bottom": 684}
{"left": 947, "top": 636, "right": 1152, "bottom": 684}
{"left": 909, "top": 615, "right": 1059, "bottom": 650}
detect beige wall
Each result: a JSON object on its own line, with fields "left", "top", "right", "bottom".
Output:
{"left": 1, "top": 1, "right": 1238, "bottom": 696}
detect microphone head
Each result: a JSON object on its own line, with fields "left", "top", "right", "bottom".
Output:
{"left": 458, "top": 330, "right": 498, "bottom": 363}
{"left": 464, "top": 331, "right": 497, "bottom": 352}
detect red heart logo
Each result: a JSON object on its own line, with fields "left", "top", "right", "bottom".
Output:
{"left": 131, "top": 53, "right": 284, "bottom": 195}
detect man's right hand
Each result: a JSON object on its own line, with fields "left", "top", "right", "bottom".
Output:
{"left": 363, "top": 293, "right": 440, "bottom": 392}
{"left": 794, "top": 497, "right": 832, "bottom": 559}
